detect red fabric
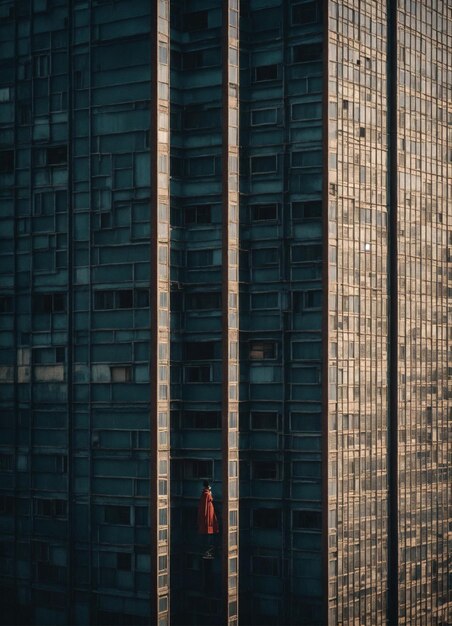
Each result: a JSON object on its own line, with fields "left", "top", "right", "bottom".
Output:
{"left": 197, "top": 488, "right": 219, "bottom": 534}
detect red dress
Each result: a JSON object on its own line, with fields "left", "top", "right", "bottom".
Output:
{"left": 197, "top": 488, "right": 219, "bottom": 534}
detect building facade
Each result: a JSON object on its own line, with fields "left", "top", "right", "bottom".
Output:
{"left": 0, "top": 1, "right": 450, "bottom": 625}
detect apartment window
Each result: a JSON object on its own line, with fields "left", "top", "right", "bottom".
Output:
{"left": 252, "top": 555, "right": 279, "bottom": 576}
{"left": 184, "top": 365, "right": 211, "bottom": 383}
{"left": 292, "top": 509, "right": 321, "bottom": 530}
{"left": 251, "top": 108, "right": 277, "bottom": 126}
{"left": 0, "top": 150, "right": 14, "bottom": 172}
{"left": 33, "top": 293, "right": 66, "bottom": 313}
{"left": 110, "top": 366, "right": 132, "bottom": 383}
{"left": 252, "top": 248, "right": 278, "bottom": 266}
{"left": 251, "top": 411, "right": 278, "bottom": 430}
{"left": 250, "top": 292, "right": 279, "bottom": 309}
{"left": 117, "top": 290, "right": 133, "bottom": 309}
{"left": 182, "top": 411, "right": 221, "bottom": 429}
{"left": 290, "top": 412, "right": 321, "bottom": 432}
{"left": 187, "top": 249, "right": 220, "bottom": 267}
{"left": 184, "top": 459, "right": 213, "bottom": 479}
{"left": 0, "top": 454, "right": 13, "bottom": 471}
{"left": 94, "top": 289, "right": 148, "bottom": 310}
{"left": 292, "top": 243, "right": 322, "bottom": 263}
{"left": 252, "top": 461, "right": 279, "bottom": 480}
{"left": 254, "top": 64, "right": 279, "bottom": 82}
{"left": 183, "top": 10, "right": 208, "bottom": 31}
{"left": 292, "top": 149, "right": 322, "bottom": 168}
{"left": 117, "top": 553, "right": 132, "bottom": 571}
{"left": 293, "top": 290, "right": 322, "bottom": 312}
{"left": 46, "top": 145, "right": 67, "bottom": 165}
{"left": 293, "top": 42, "right": 322, "bottom": 63}
{"left": 251, "top": 203, "right": 278, "bottom": 221}
{"left": 188, "top": 156, "right": 216, "bottom": 177}
{"left": 292, "top": 200, "right": 322, "bottom": 220}
{"left": 185, "top": 341, "right": 216, "bottom": 360}
{"left": 34, "top": 54, "right": 50, "bottom": 77}
{"left": 0, "top": 495, "right": 14, "bottom": 515}
{"left": 34, "top": 498, "right": 67, "bottom": 519}
{"left": 292, "top": 2, "right": 320, "bottom": 25}
{"left": 183, "top": 108, "right": 219, "bottom": 130}
{"left": 0, "top": 296, "right": 13, "bottom": 313}
{"left": 185, "top": 292, "right": 221, "bottom": 310}
{"left": 249, "top": 341, "right": 277, "bottom": 360}
{"left": 252, "top": 508, "right": 280, "bottom": 529}
{"left": 292, "top": 461, "right": 321, "bottom": 478}
{"left": 104, "top": 505, "right": 131, "bottom": 525}
{"left": 185, "top": 205, "right": 211, "bottom": 224}
{"left": 251, "top": 155, "right": 277, "bottom": 174}
{"left": 292, "top": 102, "right": 322, "bottom": 120}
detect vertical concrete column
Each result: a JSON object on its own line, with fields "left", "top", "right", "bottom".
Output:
{"left": 151, "top": 1, "right": 170, "bottom": 624}
{"left": 222, "top": 1, "right": 240, "bottom": 625}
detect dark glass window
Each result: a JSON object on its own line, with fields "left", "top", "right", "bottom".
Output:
{"left": 292, "top": 149, "right": 322, "bottom": 168}
{"left": 104, "top": 505, "right": 131, "bottom": 525}
{"left": 254, "top": 64, "right": 278, "bottom": 82}
{"left": 33, "top": 293, "right": 66, "bottom": 313}
{"left": 251, "top": 155, "right": 277, "bottom": 174}
{"left": 293, "top": 42, "right": 322, "bottom": 63}
{"left": 252, "top": 508, "right": 280, "bottom": 529}
{"left": 251, "top": 108, "right": 277, "bottom": 126}
{"left": 185, "top": 292, "right": 221, "bottom": 310}
{"left": 184, "top": 365, "right": 211, "bottom": 383}
{"left": 117, "top": 553, "right": 132, "bottom": 571}
{"left": 0, "top": 150, "right": 14, "bottom": 172}
{"left": 117, "top": 290, "right": 133, "bottom": 309}
{"left": 292, "top": 243, "right": 322, "bottom": 262}
{"left": 252, "top": 461, "right": 279, "bottom": 480}
{"left": 251, "top": 203, "right": 278, "bottom": 221}
{"left": 292, "top": 2, "right": 320, "bottom": 25}
{"left": 46, "top": 145, "right": 67, "bottom": 165}
{"left": 0, "top": 296, "right": 13, "bottom": 313}
{"left": 292, "top": 200, "right": 322, "bottom": 220}
{"left": 252, "top": 248, "right": 278, "bottom": 266}
{"left": 182, "top": 411, "right": 221, "bottom": 429}
{"left": 183, "top": 10, "right": 208, "bottom": 31}
{"left": 251, "top": 411, "right": 278, "bottom": 430}
{"left": 292, "top": 102, "right": 322, "bottom": 120}
{"left": 185, "top": 205, "right": 211, "bottom": 224}
{"left": 185, "top": 341, "right": 216, "bottom": 360}
{"left": 252, "top": 555, "right": 279, "bottom": 576}
{"left": 34, "top": 498, "right": 67, "bottom": 518}
{"left": 187, "top": 249, "right": 215, "bottom": 267}
{"left": 294, "top": 290, "right": 322, "bottom": 311}
{"left": 292, "top": 510, "right": 322, "bottom": 530}
{"left": 249, "top": 341, "right": 277, "bottom": 360}
{"left": 183, "top": 459, "right": 213, "bottom": 479}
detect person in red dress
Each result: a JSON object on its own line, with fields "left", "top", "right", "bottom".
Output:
{"left": 197, "top": 480, "right": 219, "bottom": 535}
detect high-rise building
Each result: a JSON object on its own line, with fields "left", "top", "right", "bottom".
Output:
{"left": 0, "top": 1, "right": 450, "bottom": 625}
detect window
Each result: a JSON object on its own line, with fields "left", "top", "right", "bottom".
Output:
{"left": 0, "top": 150, "right": 14, "bottom": 173}
{"left": 182, "top": 411, "right": 221, "bottom": 429}
{"left": 290, "top": 412, "right": 321, "bottom": 432}
{"left": 0, "top": 296, "right": 13, "bottom": 313}
{"left": 292, "top": 200, "right": 322, "bottom": 220}
{"left": 104, "top": 505, "right": 131, "bottom": 525}
{"left": 94, "top": 289, "right": 148, "bottom": 310}
{"left": 250, "top": 292, "right": 279, "bottom": 309}
{"left": 117, "top": 553, "right": 132, "bottom": 571}
{"left": 34, "top": 498, "right": 67, "bottom": 519}
{"left": 251, "top": 155, "right": 277, "bottom": 174}
{"left": 252, "top": 555, "right": 279, "bottom": 576}
{"left": 185, "top": 292, "right": 221, "bottom": 310}
{"left": 117, "top": 290, "right": 133, "bottom": 309}
{"left": 252, "top": 248, "right": 278, "bottom": 266}
{"left": 292, "top": 243, "right": 322, "bottom": 263}
{"left": 185, "top": 205, "right": 211, "bottom": 224}
{"left": 249, "top": 341, "right": 277, "bottom": 360}
{"left": 251, "top": 411, "right": 278, "bottom": 430}
{"left": 292, "top": 2, "right": 320, "bottom": 25}
{"left": 292, "top": 461, "right": 321, "bottom": 478}
{"left": 183, "top": 459, "right": 213, "bottom": 479}
{"left": 188, "top": 156, "right": 215, "bottom": 177}
{"left": 185, "top": 341, "right": 216, "bottom": 360}
{"left": 292, "top": 510, "right": 321, "bottom": 530}
{"left": 251, "top": 203, "right": 278, "bottom": 221}
{"left": 183, "top": 108, "right": 220, "bottom": 130}
{"left": 252, "top": 508, "right": 280, "bottom": 529}
{"left": 33, "top": 293, "right": 66, "bottom": 313}
{"left": 254, "top": 64, "right": 278, "bottom": 82}
{"left": 110, "top": 366, "right": 132, "bottom": 383}
{"left": 293, "top": 290, "right": 322, "bottom": 311}
{"left": 183, "top": 10, "right": 208, "bottom": 31}
{"left": 292, "top": 149, "right": 322, "bottom": 168}
{"left": 251, "top": 108, "right": 277, "bottom": 126}
{"left": 46, "top": 145, "right": 67, "bottom": 165}
{"left": 184, "top": 365, "right": 211, "bottom": 383}
{"left": 187, "top": 249, "right": 220, "bottom": 267}
{"left": 292, "top": 102, "right": 322, "bottom": 120}
{"left": 0, "top": 454, "right": 13, "bottom": 471}
{"left": 0, "top": 495, "right": 14, "bottom": 515}
{"left": 293, "top": 42, "right": 322, "bottom": 63}
{"left": 252, "top": 461, "right": 279, "bottom": 480}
